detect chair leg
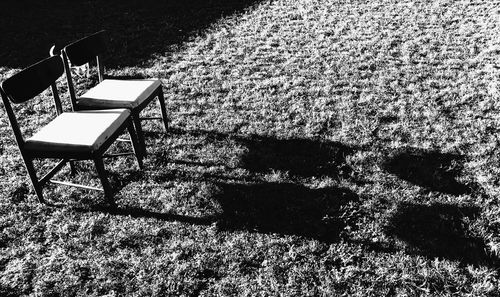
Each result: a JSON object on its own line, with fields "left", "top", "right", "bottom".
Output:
{"left": 157, "top": 88, "right": 168, "bottom": 131}
{"left": 132, "top": 111, "right": 147, "bottom": 157}
{"left": 23, "top": 157, "right": 45, "bottom": 204}
{"left": 93, "top": 158, "right": 115, "bottom": 206}
{"left": 127, "top": 121, "right": 144, "bottom": 169}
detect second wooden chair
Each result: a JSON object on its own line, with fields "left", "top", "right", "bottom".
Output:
{"left": 58, "top": 30, "right": 168, "bottom": 157}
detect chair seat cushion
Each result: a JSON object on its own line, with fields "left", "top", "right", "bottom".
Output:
{"left": 77, "top": 79, "right": 161, "bottom": 109}
{"left": 25, "top": 109, "right": 130, "bottom": 155}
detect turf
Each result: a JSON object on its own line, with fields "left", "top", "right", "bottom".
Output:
{"left": 1, "top": 0, "right": 500, "bottom": 295}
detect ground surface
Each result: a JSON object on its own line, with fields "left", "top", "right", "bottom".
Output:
{"left": 1, "top": 0, "right": 500, "bottom": 296}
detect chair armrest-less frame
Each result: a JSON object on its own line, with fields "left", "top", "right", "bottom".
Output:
{"left": 0, "top": 56, "right": 144, "bottom": 206}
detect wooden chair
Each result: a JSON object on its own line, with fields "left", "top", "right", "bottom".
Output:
{"left": 0, "top": 56, "right": 144, "bottom": 205}
{"left": 58, "top": 30, "right": 168, "bottom": 157}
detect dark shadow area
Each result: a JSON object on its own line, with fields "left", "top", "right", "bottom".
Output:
{"left": 9, "top": 183, "right": 30, "bottom": 204}
{"left": 384, "top": 202, "right": 498, "bottom": 267}
{"left": 0, "top": 0, "right": 262, "bottom": 68}
{"left": 107, "top": 170, "right": 145, "bottom": 193}
{"left": 378, "top": 115, "right": 398, "bottom": 124}
{"left": 238, "top": 135, "right": 355, "bottom": 178}
{"left": 346, "top": 238, "right": 398, "bottom": 254}
{"left": 165, "top": 128, "right": 357, "bottom": 179}
{"left": 213, "top": 182, "right": 360, "bottom": 243}
{"left": 382, "top": 148, "right": 474, "bottom": 195}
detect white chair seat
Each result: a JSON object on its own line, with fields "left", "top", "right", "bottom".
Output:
{"left": 25, "top": 109, "right": 130, "bottom": 154}
{"left": 77, "top": 79, "right": 161, "bottom": 109}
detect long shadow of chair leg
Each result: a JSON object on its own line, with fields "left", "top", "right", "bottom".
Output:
{"left": 73, "top": 204, "right": 217, "bottom": 226}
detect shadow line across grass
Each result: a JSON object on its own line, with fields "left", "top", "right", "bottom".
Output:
{"left": 74, "top": 204, "right": 217, "bottom": 226}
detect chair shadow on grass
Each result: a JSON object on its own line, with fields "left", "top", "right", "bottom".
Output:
{"left": 0, "top": 0, "right": 263, "bottom": 68}
{"left": 74, "top": 128, "right": 361, "bottom": 243}
{"left": 237, "top": 136, "right": 355, "bottom": 179}
{"left": 212, "top": 182, "right": 360, "bottom": 243}
{"left": 384, "top": 202, "right": 499, "bottom": 267}
{"left": 75, "top": 181, "right": 360, "bottom": 244}
{"left": 164, "top": 128, "right": 358, "bottom": 180}
{"left": 382, "top": 147, "right": 476, "bottom": 195}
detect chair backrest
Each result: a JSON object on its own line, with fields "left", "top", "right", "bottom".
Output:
{"left": 64, "top": 30, "right": 106, "bottom": 67}
{"left": 2, "top": 55, "right": 64, "bottom": 104}
{"left": 1, "top": 56, "right": 65, "bottom": 146}
{"left": 61, "top": 31, "right": 107, "bottom": 109}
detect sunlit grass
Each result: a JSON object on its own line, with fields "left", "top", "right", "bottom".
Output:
{"left": 1, "top": 0, "right": 500, "bottom": 295}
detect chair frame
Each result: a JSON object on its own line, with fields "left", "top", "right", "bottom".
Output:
{"left": 0, "top": 56, "right": 143, "bottom": 205}
{"left": 60, "top": 30, "right": 169, "bottom": 157}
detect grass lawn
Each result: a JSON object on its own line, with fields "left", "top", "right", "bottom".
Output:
{"left": 1, "top": 0, "right": 500, "bottom": 295}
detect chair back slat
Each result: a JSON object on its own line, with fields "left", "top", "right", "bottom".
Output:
{"left": 2, "top": 56, "right": 64, "bottom": 104}
{"left": 64, "top": 30, "right": 106, "bottom": 66}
